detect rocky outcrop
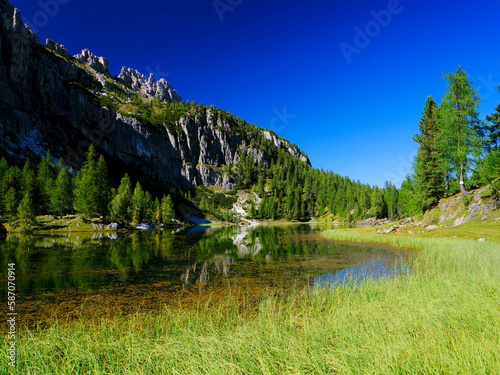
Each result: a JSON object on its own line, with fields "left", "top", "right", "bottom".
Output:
{"left": 74, "top": 49, "right": 110, "bottom": 76}
{"left": 0, "top": 0, "right": 310, "bottom": 192}
{"left": 46, "top": 39, "right": 71, "bottom": 59}
{"left": 117, "top": 67, "right": 182, "bottom": 103}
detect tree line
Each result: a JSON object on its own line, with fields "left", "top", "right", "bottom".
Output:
{"left": 0, "top": 145, "right": 175, "bottom": 226}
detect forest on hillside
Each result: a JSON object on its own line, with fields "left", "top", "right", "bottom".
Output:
{"left": 1, "top": 66, "right": 499, "bottom": 227}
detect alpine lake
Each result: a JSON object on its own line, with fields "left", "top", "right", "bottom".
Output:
{"left": 0, "top": 224, "right": 412, "bottom": 328}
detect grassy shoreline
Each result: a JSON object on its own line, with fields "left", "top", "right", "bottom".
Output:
{"left": 3, "top": 229, "right": 500, "bottom": 374}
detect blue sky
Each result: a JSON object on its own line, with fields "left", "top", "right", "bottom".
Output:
{"left": 11, "top": 0, "right": 500, "bottom": 187}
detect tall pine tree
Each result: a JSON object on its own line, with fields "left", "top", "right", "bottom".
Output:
{"left": 413, "top": 96, "right": 445, "bottom": 211}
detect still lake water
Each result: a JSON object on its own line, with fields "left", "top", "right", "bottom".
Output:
{"left": 0, "top": 224, "right": 409, "bottom": 327}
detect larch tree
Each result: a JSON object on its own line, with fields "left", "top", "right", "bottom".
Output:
{"left": 51, "top": 168, "right": 73, "bottom": 218}
{"left": 439, "top": 66, "right": 483, "bottom": 197}
{"left": 110, "top": 174, "right": 133, "bottom": 222}
{"left": 413, "top": 96, "right": 445, "bottom": 211}
{"left": 160, "top": 194, "right": 175, "bottom": 224}
{"left": 37, "top": 150, "right": 56, "bottom": 213}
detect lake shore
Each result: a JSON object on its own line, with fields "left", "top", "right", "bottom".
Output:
{"left": 2, "top": 226, "right": 499, "bottom": 374}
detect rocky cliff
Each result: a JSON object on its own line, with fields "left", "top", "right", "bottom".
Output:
{"left": 0, "top": 0, "right": 309, "bottom": 191}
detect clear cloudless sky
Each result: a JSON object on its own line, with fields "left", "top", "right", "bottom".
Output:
{"left": 10, "top": 0, "right": 500, "bottom": 187}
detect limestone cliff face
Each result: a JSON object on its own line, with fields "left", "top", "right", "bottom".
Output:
{"left": 0, "top": 0, "right": 310, "bottom": 191}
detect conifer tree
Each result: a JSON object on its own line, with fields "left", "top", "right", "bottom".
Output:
{"left": 484, "top": 87, "right": 500, "bottom": 151}
{"left": 154, "top": 197, "right": 161, "bottom": 223}
{"left": 110, "top": 174, "right": 133, "bottom": 222}
{"left": 37, "top": 150, "right": 56, "bottom": 213}
{"left": 51, "top": 168, "right": 73, "bottom": 218}
{"left": 439, "top": 66, "right": 483, "bottom": 197}
{"left": 4, "top": 188, "right": 18, "bottom": 222}
{"left": 132, "top": 182, "right": 145, "bottom": 223}
{"left": 74, "top": 145, "right": 98, "bottom": 216}
{"left": 21, "top": 159, "right": 41, "bottom": 214}
{"left": 413, "top": 96, "right": 445, "bottom": 211}
{"left": 18, "top": 192, "right": 36, "bottom": 226}
{"left": 74, "top": 145, "right": 111, "bottom": 216}
{"left": 161, "top": 194, "right": 175, "bottom": 224}
{"left": 95, "top": 155, "right": 112, "bottom": 216}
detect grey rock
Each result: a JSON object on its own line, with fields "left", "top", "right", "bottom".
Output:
{"left": 481, "top": 214, "right": 491, "bottom": 221}
{"left": 74, "top": 49, "right": 110, "bottom": 76}
{"left": 136, "top": 224, "right": 151, "bottom": 230}
{"left": 117, "top": 67, "right": 182, "bottom": 103}
{"left": 439, "top": 196, "right": 461, "bottom": 211}
{"left": 426, "top": 225, "right": 438, "bottom": 230}
{"left": 107, "top": 222, "right": 120, "bottom": 230}
{"left": 480, "top": 202, "right": 496, "bottom": 215}
{"left": 453, "top": 201, "right": 482, "bottom": 226}
{"left": 478, "top": 238, "right": 486, "bottom": 242}
{"left": 46, "top": 39, "right": 71, "bottom": 59}
{"left": 439, "top": 209, "right": 458, "bottom": 224}
{"left": 401, "top": 217, "right": 414, "bottom": 225}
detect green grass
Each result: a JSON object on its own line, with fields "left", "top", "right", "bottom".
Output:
{"left": 2, "top": 231, "right": 499, "bottom": 374}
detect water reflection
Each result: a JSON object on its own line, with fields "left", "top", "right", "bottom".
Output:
{"left": 0, "top": 224, "right": 411, "bottom": 326}
{"left": 313, "top": 259, "right": 408, "bottom": 288}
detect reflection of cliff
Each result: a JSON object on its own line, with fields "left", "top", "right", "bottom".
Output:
{"left": 231, "top": 226, "right": 262, "bottom": 257}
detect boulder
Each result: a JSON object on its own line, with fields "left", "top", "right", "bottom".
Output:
{"left": 401, "top": 217, "right": 414, "bottom": 225}
{"left": 426, "top": 225, "right": 438, "bottom": 230}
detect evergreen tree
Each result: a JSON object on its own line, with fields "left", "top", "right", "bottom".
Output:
{"left": 18, "top": 192, "right": 36, "bottom": 226}
{"left": 3, "top": 188, "right": 18, "bottom": 222}
{"left": 21, "top": 159, "right": 41, "bottom": 214}
{"left": 398, "top": 176, "right": 420, "bottom": 218}
{"left": 161, "top": 194, "right": 175, "bottom": 224}
{"left": 110, "top": 174, "right": 133, "bottom": 222}
{"left": 132, "top": 182, "right": 145, "bottom": 223}
{"left": 154, "top": 197, "right": 161, "bottom": 223}
{"left": 413, "top": 96, "right": 445, "bottom": 211}
{"left": 249, "top": 200, "right": 255, "bottom": 218}
{"left": 439, "top": 66, "right": 483, "bottom": 196}
{"left": 74, "top": 145, "right": 98, "bottom": 216}
{"left": 74, "top": 145, "right": 111, "bottom": 216}
{"left": 484, "top": 86, "right": 500, "bottom": 151}
{"left": 51, "top": 168, "right": 73, "bottom": 218}
{"left": 37, "top": 150, "right": 56, "bottom": 213}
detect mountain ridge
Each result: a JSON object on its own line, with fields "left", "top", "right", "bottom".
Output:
{"left": 0, "top": 0, "right": 309, "bottom": 192}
